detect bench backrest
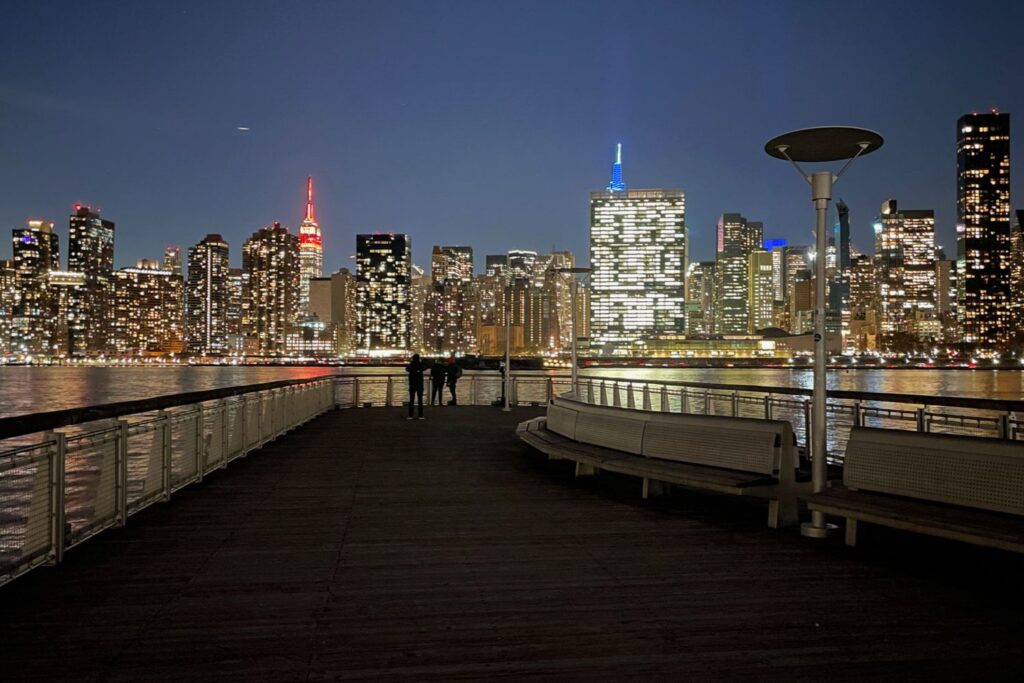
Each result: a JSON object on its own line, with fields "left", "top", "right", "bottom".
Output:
{"left": 844, "top": 427, "right": 1024, "bottom": 516}
{"left": 549, "top": 397, "right": 789, "bottom": 475}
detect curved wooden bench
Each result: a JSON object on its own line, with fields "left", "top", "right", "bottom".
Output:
{"left": 517, "top": 396, "right": 803, "bottom": 528}
{"left": 806, "top": 427, "right": 1024, "bottom": 552}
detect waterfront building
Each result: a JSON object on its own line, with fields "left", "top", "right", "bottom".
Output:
{"left": 473, "top": 272, "right": 509, "bottom": 355}
{"left": 11, "top": 220, "right": 60, "bottom": 355}
{"left": 242, "top": 222, "right": 300, "bottom": 356}
{"left": 789, "top": 269, "right": 814, "bottom": 334}
{"left": 330, "top": 267, "right": 359, "bottom": 356}
{"left": 163, "top": 246, "right": 182, "bottom": 277}
{"left": 298, "top": 176, "right": 323, "bottom": 312}
{"left": 0, "top": 259, "right": 15, "bottom": 355}
{"left": 67, "top": 205, "right": 115, "bottom": 356}
{"left": 714, "top": 213, "right": 761, "bottom": 336}
{"left": 590, "top": 148, "right": 686, "bottom": 355}
{"left": 225, "top": 268, "right": 244, "bottom": 354}
{"left": 935, "top": 258, "right": 959, "bottom": 345}
{"left": 748, "top": 249, "right": 775, "bottom": 333}
{"left": 763, "top": 238, "right": 788, "bottom": 303}
{"left": 685, "top": 261, "right": 715, "bottom": 336}
{"left": 308, "top": 276, "right": 332, "bottom": 323}
{"left": 848, "top": 254, "right": 878, "bottom": 352}
{"left": 186, "top": 234, "right": 231, "bottom": 356}
{"left": 875, "top": 200, "right": 937, "bottom": 345}
{"left": 956, "top": 112, "right": 1012, "bottom": 350}
{"left": 783, "top": 245, "right": 811, "bottom": 311}
{"left": 1011, "top": 210, "right": 1024, "bottom": 335}
{"left": 112, "top": 260, "right": 185, "bottom": 356}
{"left": 355, "top": 233, "right": 411, "bottom": 355}
{"left": 829, "top": 201, "right": 851, "bottom": 340}
{"left": 424, "top": 246, "right": 476, "bottom": 354}
{"left": 47, "top": 270, "right": 86, "bottom": 356}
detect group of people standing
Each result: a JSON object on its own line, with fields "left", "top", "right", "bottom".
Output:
{"left": 404, "top": 355, "right": 463, "bottom": 419}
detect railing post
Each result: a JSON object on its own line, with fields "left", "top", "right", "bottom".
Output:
{"left": 48, "top": 431, "right": 66, "bottom": 566}
{"left": 116, "top": 419, "right": 129, "bottom": 527}
{"left": 852, "top": 400, "right": 862, "bottom": 427}
{"left": 220, "top": 400, "right": 229, "bottom": 468}
{"left": 613, "top": 381, "right": 621, "bottom": 407}
{"left": 627, "top": 383, "right": 635, "bottom": 409}
{"left": 385, "top": 376, "right": 393, "bottom": 407}
{"left": 546, "top": 377, "right": 554, "bottom": 403}
{"left": 470, "top": 375, "right": 477, "bottom": 405}
{"left": 511, "top": 376, "right": 519, "bottom": 406}
{"left": 352, "top": 377, "right": 360, "bottom": 408}
{"left": 998, "top": 413, "right": 1010, "bottom": 440}
{"left": 731, "top": 391, "right": 739, "bottom": 417}
{"left": 660, "top": 385, "right": 669, "bottom": 412}
{"left": 195, "top": 403, "right": 205, "bottom": 482}
{"left": 642, "top": 385, "right": 652, "bottom": 411}
{"left": 599, "top": 381, "right": 607, "bottom": 406}
{"left": 587, "top": 380, "right": 595, "bottom": 404}
{"left": 160, "top": 410, "right": 171, "bottom": 501}
{"left": 915, "top": 407, "right": 926, "bottom": 433}
{"left": 239, "top": 397, "right": 249, "bottom": 456}
{"left": 704, "top": 391, "right": 711, "bottom": 415}
{"left": 763, "top": 395, "right": 772, "bottom": 420}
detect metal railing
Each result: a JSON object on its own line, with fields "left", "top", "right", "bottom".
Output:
{"left": 3, "top": 370, "right": 1021, "bottom": 587}
{"left": 0, "top": 377, "right": 335, "bottom": 587}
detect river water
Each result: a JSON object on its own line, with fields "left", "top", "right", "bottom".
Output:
{"left": 0, "top": 366, "right": 1021, "bottom": 419}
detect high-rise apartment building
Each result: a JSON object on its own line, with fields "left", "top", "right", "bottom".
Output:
{"left": 112, "top": 260, "right": 185, "bottom": 355}
{"left": 225, "top": 268, "right": 244, "bottom": 354}
{"left": 11, "top": 220, "right": 60, "bottom": 354}
{"left": 298, "top": 176, "right": 323, "bottom": 312}
{"left": 242, "top": 222, "right": 300, "bottom": 355}
{"left": 1011, "top": 209, "right": 1024, "bottom": 334}
{"left": 748, "top": 249, "right": 775, "bottom": 333}
{"left": 507, "top": 250, "right": 538, "bottom": 280}
{"left": 0, "top": 259, "right": 16, "bottom": 355}
{"left": 163, "top": 246, "right": 182, "bottom": 277}
{"left": 829, "top": 201, "right": 852, "bottom": 339}
{"left": 186, "top": 234, "right": 231, "bottom": 356}
{"left": 684, "top": 261, "right": 715, "bottom": 336}
{"left": 848, "top": 255, "right": 878, "bottom": 352}
{"left": 714, "top": 213, "right": 761, "bottom": 335}
{"left": 956, "top": 112, "right": 1011, "bottom": 349}
{"left": 590, "top": 150, "right": 686, "bottom": 355}
{"left": 875, "top": 200, "right": 937, "bottom": 344}
{"left": 425, "top": 246, "right": 476, "bottom": 354}
{"left": 67, "top": 205, "right": 115, "bottom": 355}
{"left": 355, "top": 233, "right": 411, "bottom": 354}
{"left": 330, "top": 267, "right": 359, "bottom": 356}
{"left": 485, "top": 254, "right": 508, "bottom": 278}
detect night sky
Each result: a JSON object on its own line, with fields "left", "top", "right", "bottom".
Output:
{"left": 2, "top": 0, "right": 1022, "bottom": 272}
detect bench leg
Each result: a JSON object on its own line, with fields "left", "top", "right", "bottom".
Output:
{"left": 642, "top": 478, "right": 669, "bottom": 500}
{"left": 845, "top": 518, "right": 858, "bottom": 547}
{"left": 767, "top": 495, "right": 799, "bottom": 529}
{"left": 575, "top": 462, "right": 598, "bottom": 477}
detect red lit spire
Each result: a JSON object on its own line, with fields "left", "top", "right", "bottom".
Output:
{"left": 305, "top": 176, "right": 316, "bottom": 223}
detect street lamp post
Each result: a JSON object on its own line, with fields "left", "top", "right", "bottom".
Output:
{"left": 764, "top": 127, "right": 883, "bottom": 539}
{"left": 556, "top": 267, "right": 591, "bottom": 396}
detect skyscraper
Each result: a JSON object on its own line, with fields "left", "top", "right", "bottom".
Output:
{"left": 11, "top": 219, "right": 60, "bottom": 354}
{"left": 67, "top": 205, "right": 115, "bottom": 355}
{"left": 242, "top": 222, "right": 300, "bottom": 355}
{"left": 829, "top": 201, "right": 851, "bottom": 340}
{"left": 876, "top": 199, "right": 938, "bottom": 344}
{"left": 956, "top": 112, "right": 1011, "bottom": 350}
{"left": 485, "top": 254, "right": 508, "bottom": 278}
{"left": 425, "top": 246, "right": 475, "bottom": 354}
{"left": 0, "top": 259, "right": 16, "bottom": 355}
{"left": 1011, "top": 209, "right": 1024, "bottom": 335}
{"left": 163, "top": 246, "right": 182, "bottom": 277}
{"left": 685, "top": 261, "right": 715, "bottom": 336}
{"left": 714, "top": 213, "right": 761, "bottom": 335}
{"left": 298, "top": 176, "right": 323, "bottom": 312}
{"left": 590, "top": 148, "right": 686, "bottom": 355}
{"left": 186, "top": 234, "right": 231, "bottom": 356}
{"left": 748, "top": 249, "right": 775, "bottom": 333}
{"left": 355, "top": 233, "right": 411, "bottom": 354}
{"left": 507, "top": 250, "right": 538, "bottom": 280}
{"left": 607, "top": 143, "right": 625, "bottom": 192}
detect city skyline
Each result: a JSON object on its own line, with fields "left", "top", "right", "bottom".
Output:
{"left": 2, "top": 1, "right": 1023, "bottom": 270}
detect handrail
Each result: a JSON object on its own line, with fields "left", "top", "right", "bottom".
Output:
{"left": 0, "top": 375, "right": 336, "bottom": 440}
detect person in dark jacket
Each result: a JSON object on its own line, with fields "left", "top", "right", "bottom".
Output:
{"left": 429, "top": 361, "right": 447, "bottom": 406}
{"left": 405, "top": 354, "right": 427, "bottom": 420}
{"left": 445, "top": 356, "right": 462, "bottom": 405}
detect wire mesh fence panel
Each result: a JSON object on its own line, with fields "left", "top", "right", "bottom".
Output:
{"left": 825, "top": 402, "right": 858, "bottom": 462}
{"left": 226, "top": 398, "right": 245, "bottom": 461}
{"left": 170, "top": 408, "right": 199, "bottom": 489}
{"left": 63, "top": 426, "right": 119, "bottom": 546}
{"left": 769, "top": 398, "right": 809, "bottom": 449}
{"left": 0, "top": 443, "right": 54, "bottom": 581}
{"left": 124, "top": 419, "right": 164, "bottom": 512}
{"left": 924, "top": 409, "right": 1003, "bottom": 439}
{"left": 202, "top": 401, "right": 225, "bottom": 473}
{"left": 860, "top": 404, "right": 921, "bottom": 433}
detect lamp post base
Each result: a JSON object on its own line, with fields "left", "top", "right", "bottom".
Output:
{"left": 800, "top": 521, "right": 838, "bottom": 539}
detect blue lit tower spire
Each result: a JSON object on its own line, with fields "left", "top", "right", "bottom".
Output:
{"left": 607, "top": 143, "right": 625, "bottom": 192}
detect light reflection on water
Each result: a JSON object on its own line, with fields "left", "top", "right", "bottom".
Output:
{"left": 0, "top": 366, "right": 1020, "bottom": 420}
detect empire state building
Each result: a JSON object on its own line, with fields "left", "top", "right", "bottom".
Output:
{"left": 298, "top": 176, "right": 323, "bottom": 310}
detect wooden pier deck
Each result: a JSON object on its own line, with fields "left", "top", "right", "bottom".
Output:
{"left": 2, "top": 406, "right": 1024, "bottom": 681}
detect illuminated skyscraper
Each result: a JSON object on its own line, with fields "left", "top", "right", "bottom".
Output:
{"left": 956, "top": 112, "right": 1011, "bottom": 349}
{"left": 242, "top": 222, "right": 300, "bottom": 355}
{"left": 590, "top": 149, "right": 686, "bottom": 355}
{"left": 298, "top": 176, "right": 323, "bottom": 311}
{"left": 685, "top": 261, "right": 715, "bottom": 336}
{"left": 356, "top": 233, "right": 411, "bottom": 354}
{"left": 748, "top": 249, "right": 775, "bottom": 333}
{"left": 425, "top": 246, "right": 475, "bottom": 354}
{"left": 67, "top": 205, "right": 115, "bottom": 356}
{"left": 1011, "top": 209, "right": 1024, "bottom": 333}
{"left": 607, "top": 143, "right": 625, "bottom": 192}
{"left": 186, "top": 234, "right": 231, "bottom": 356}
{"left": 0, "top": 259, "right": 16, "bottom": 355}
{"left": 11, "top": 219, "right": 60, "bottom": 354}
{"left": 876, "top": 199, "right": 937, "bottom": 343}
{"left": 714, "top": 213, "right": 761, "bottom": 335}
{"left": 507, "top": 250, "right": 537, "bottom": 280}
{"left": 163, "top": 246, "right": 182, "bottom": 277}
{"left": 112, "top": 260, "right": 185, "bottom": 356}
